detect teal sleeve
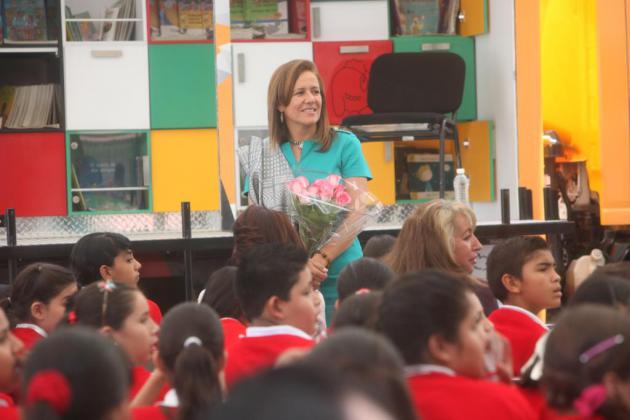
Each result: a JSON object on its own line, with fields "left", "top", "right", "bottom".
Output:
{"left": 339, "top": 132, "right": 373, "bottom": 180}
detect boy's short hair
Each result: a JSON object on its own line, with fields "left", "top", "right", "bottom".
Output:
{"left": 363, "top": 234, "right": 396, "bottom": 259}
{"left": 486, "top": 236, "right": 550, "bottom": 302}
{"left": 379, "top": 269, "right": 473, "bottom": 365}
{"left": 337, "top": 258, "right": 394, "bottom": 302}
{"left": 236, "top": 243, "right": 309, "bottom": 321}
{"left": 70, "top": 232, "right": 132, "bottom": 287}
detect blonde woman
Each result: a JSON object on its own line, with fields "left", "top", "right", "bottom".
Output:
{"left": 384, "top": 199, "right": 497, "bottom": 314}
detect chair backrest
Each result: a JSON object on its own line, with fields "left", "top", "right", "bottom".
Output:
{"left": 367, "top": 52, "right": 466, "bottom": 114}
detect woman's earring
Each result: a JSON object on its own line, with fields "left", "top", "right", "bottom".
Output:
{"left": 280, "top": 112, "right": 284, "bottom": 123}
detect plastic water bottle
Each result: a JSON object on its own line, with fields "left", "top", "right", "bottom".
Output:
{"left": 453, "top": 168, "right": 470, "bottom": 204}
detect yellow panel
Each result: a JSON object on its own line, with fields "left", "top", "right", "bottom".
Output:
{"left": 595, "top": 0, "right": 630, "bottom": 225}
{"left": 152, "top": 129, "right": 220, "bottom": 212}
{"left": 459, "top": 121, "right": 493, "bottom": 202}
{"left": 361, "top": 142, "right": 396, "bottom": 205}
{"left": 459, "top": 0, "right": 487, "bottom": 37}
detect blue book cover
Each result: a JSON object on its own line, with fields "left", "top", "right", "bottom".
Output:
{"left": 3, "top": 0, "right": 48, "bottom": 43}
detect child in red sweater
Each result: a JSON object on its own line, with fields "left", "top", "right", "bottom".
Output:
{"left": 2, "top": 263, "right": 77, "bottom": 352}
{"left": 379, "top": 269, "right": 536, "bottom": 420}
{"left": 486, "top": 236, "right": 562, "bottom": 376}
{"left": 224, "top": 244, "right": 317, "bottom": 388}
{"left": 70, "top": 232, "right": 163, "bottom": 324}
{"left": 0, "top": 308, "right": 23, "bottom": 420}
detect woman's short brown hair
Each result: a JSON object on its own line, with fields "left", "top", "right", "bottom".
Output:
{"left": 267, "top": 59, "right": 334, "bottom": 151}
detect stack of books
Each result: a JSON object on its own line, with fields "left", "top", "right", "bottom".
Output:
{"left": 65, "top": 0, "right": 137, "bottom": 41}
{"left": 150, "top": 0, "right": 213, "bottom": 41}
{"left": 0, "top": 84, "right": 61, "bottom": 129}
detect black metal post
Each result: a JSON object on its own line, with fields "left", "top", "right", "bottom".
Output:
{"left": 518, "top": 187, "right": 528, "bottom": 220}
{"left": 181, "top": 202, "right": 194, "bottom": 301}
{"left": 543, "top": 187, "right": 559, "bottom": 220}
{"left": 5, "top": 209, "right": 17, "bottom": 286}
{"left": 500, "top": 189, "right": 510, "bottom": 225}
{"left": 525, "top": 189, "right": 533, "bottom": 219}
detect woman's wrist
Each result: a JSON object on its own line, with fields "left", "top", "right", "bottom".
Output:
{"left": 312, "top": 249, "right": 331, "bottom": 268}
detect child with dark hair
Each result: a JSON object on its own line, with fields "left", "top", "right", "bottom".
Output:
{"left": 379, "top": 269, "right": 535, "bottom": 420}
{"left": 332, "top": 291, "right": 382, "bottom": 331}
{"left": 0, "top": 307, "right": 23, "bottom": 419}
{"left": 336, "top": 257, "right": 394, "bottom": 305}
{"left": 73, "top": 282, "right": 159, "bottom": 400}
{"left": 69, "top": 232, "right": 162, "bottom": 324}
{"left": 229, "top": 205, "right": 328, "bottom": 338}
{"left": 21, "top": 327, "right": 129, "bottom": 420}
{"left": 132, "top": 303, "right": 224, "bottom": 420}
{"left": 362, "top": 234, "right": 396, "bottom": 260}
{"left": 213, "top": 364, "right": 395, "bottom": 420}
{"left": 569, "top": 272, "right": 630, "bottom": 308}
{"left": 486, "top": 236, "right": 561, "bottom": 376}
{"left": 305, "top": 327, "right": 416, "bottom": 420}
{"left": 0, "top": 263, "right": 77, "bottom": 352}
{"left": 199, "top": 266, "right": 246, "bottom": 350}
{"left": 225, "top": 243, "right": 317, "bottom": 388}
{"left": 542, "top": 305, "right": 630, "bottom": 419}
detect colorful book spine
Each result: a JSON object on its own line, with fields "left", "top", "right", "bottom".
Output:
{"left": 398, "top": 0, "right": 440, "bottom": 35}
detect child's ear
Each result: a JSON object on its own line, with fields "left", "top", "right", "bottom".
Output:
{"left": 99, "top": 325, "right": 114, "bottom": 338}
{"left": 427, "top": 334, "right": 456, "bottom": 366}
{"left": 264, "top": 296, "right": 286, "bottom": 322}
{"left": 99, "top": 264, "right": 113, "bottom": 281}
{"left": 30, "top": 301, "right": 47, "bottom": 322}
{"left": 500, "top": 273, "right": 523, "bottom": 294}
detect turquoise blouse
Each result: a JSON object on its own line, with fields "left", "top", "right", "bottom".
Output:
{"left": 280, "top": 129, "right": 373, "bottom": 279}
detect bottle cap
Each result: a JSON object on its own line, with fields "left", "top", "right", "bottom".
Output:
{"left": 456, "top": 168, "right": 466, "bottom": 175}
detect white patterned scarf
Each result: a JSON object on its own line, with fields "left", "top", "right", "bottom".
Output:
{"left": 237, "top": 136, "right": 294, "bottom": 212}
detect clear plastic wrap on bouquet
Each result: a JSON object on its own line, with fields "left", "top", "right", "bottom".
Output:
{"left": 286, "top": 174, "right": 384, "bottom": 256}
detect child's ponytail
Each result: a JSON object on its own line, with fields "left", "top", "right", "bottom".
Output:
{"left": 158, "top": 303, "right": 225, "bottom": 420}
{"left": 173, "top": 337, "right": 223, "bottom": 420}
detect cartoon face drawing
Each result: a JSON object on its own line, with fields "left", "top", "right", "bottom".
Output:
{"left": 330, "top": 59, "right": 371, "bottom": 120}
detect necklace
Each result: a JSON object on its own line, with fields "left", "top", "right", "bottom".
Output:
{"left": 289, "top": 139, "right": 304, "bottom": 149}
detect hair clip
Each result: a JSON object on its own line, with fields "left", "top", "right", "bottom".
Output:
{"left": 97, "top": 281, "right": 117, "bottom": 326}
{"left": 67, "top": 311, "right": 77, "bottom": 325}
{"left": 184, "top": 336, "right": 202, "bottom": 348}
{"left": 574, "top": 384, "right": 607, "bottom": 417}
{"left": 579, "top": 334, "right": 624, "bottom": 364}
{"left": 97, "top": 281, "right": 117, "bottom": 293}
{"left": 26, "top": 370, "right": 72, "bottom": 416}
{"left": 355, "top": 288, "right": 371, "bottom": 295}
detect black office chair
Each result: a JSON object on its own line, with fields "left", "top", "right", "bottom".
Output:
{"left": 341, "top": 52, "right": 466, "bottom": 198}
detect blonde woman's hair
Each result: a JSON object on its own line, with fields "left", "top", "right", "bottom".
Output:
{"left": 384, "top": 199, "right": 477, "bottom": 276}
{"left": 267, "top": 59, "right": 333, "bottom": 151}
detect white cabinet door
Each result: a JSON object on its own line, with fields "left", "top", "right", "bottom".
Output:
{"left": 311, "top": 0, "right": 389, "bottom": 41}
{"left": 232, "top": 42, "right": 313, "bottom": 128}
{"left": 64, "top": 43, "right": 150, "bottom": 130}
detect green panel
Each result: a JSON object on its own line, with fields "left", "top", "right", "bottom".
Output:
{"left": 149, "top": 44, "right": 217, "bottom": 129}
{"left": 392, "top": 35, "right": 477, "bottom": 121}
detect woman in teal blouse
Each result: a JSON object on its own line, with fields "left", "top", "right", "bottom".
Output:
{"left": 264, "top": 59, "right": 372, "bottom": 319}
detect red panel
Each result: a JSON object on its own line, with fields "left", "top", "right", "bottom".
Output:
{"left": 314, "top": 40, "right": 393, "bottom": 125}
{"left": 0, "top": 132, "right": 67, "bottom": 217}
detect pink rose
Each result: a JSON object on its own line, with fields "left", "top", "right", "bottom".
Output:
{"left": 294, "top": 176, "right": 309, "bottom": 189}
{"left": 335, "top": 191, "right": 352, "bottom": 206}
{"left": 326, "top": 174, "right": 342, "bottom": 187}
{"left": 307, "top": 185, "right": 320, "bottom": 197}
{"left": 287, "top": 179, "right": 306, "bottom": 195}
{"left": 315, "top": 181, "right": 334, "bottom": 200}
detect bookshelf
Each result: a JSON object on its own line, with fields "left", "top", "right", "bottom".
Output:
{"left": 62, "top": 0, "right": 146, "bottom": 42}
{"left": 147, "top": 0, "right": 214, "bottom": 43}
{"left": 66, "top": 130, "right": 152, "bottom": 214}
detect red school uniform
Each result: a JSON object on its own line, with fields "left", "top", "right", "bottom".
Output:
{"left": 132, "top": 389, "right": 179, "bottom": 420}
{"left": 12, "top": 323, "right": 47, "bottom": 352}
{"left": 129, "top": 366, "right": 169, "bottom": 402}
{"left": 221, "top": 318, "right": 246, "bottom": 351}
{"left": 406, "top": 365, "right": 536, "bottom": 420}
{"left": 224, "top": 325, "right": 315, "bottom": 388}
{"left": 0, "top": 393, "right": 18, "bottom": 420}
{"left": 488, "top": 305, "right": 548, "bottom": 376}
{"left": 147, "top": 299, "right": 163, "bottom": 325}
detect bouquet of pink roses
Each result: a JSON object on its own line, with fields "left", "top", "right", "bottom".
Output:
{"left": 286, "top": 174, "right": 383, "bottom": 256}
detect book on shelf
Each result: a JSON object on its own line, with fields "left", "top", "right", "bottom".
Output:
{"left": 2, "top": 0, "right": 57, "bottom": 44}
{"left": 406, "top": 152, "right": 455, "bottom": 200}
{"left": 231, "top": 0, "right": 289, "bottom": 39}
{"left": 152, "top": 0, "right": 213, "bottom": 40}
{"left": 0, "top": 84, "right": 60, "bottom": 129}
{"left": 397, "top": 0, "right": 440, "bottom": 35}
